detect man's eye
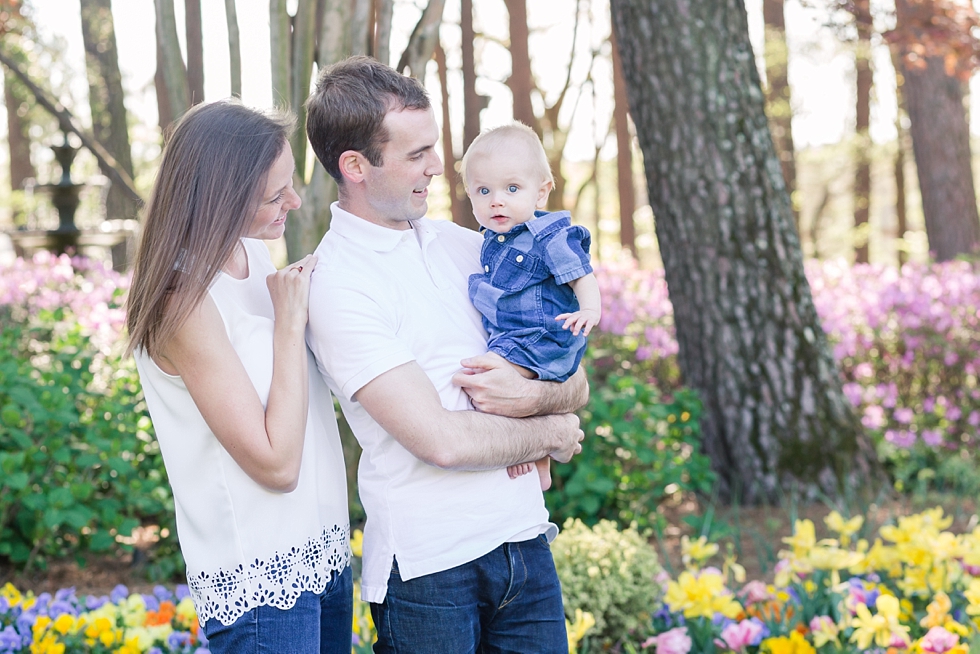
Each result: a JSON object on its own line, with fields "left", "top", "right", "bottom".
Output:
{"left": 508, "top": 185, "right": 518, "bottom": 193}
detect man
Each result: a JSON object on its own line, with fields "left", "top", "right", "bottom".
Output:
{"left": 305, "top": 56, "right": 587, "bottom": 652}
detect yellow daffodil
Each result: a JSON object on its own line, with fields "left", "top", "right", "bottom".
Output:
{"left": 921, "top": 591, "right": 952, "bottom": 628}
{"left": 849, "top": 594, "right": 910, "bottom": 650}
{"left": 681, "top": 535, "right": 718, "bottom": 569}
{"left": 782, "top": 519, "right": 816, "bottom": 559}
{"left": 566, "top": 608, "right": 596, "bottom": 654}
{"left": 964, "top": 578, "right": 980, "bottom": 616}
{"left": 760, "top": 631, "right": 816, "bottom": 654}
{"left": 664, "top": 569, "right": 742, "bottom": 620}
{"left": 825, "top": 511, "right": 863, "bottom": 547}
{"left": 351, "top": 529, "right": 364, "bottom": 558}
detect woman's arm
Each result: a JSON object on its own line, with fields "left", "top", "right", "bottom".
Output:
{"left": 156, "top": 255, "right": 317, "bottom": 492}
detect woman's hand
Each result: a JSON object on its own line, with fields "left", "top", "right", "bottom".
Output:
{"left": 267, "top": 254, "right": 317, "bottom": 328}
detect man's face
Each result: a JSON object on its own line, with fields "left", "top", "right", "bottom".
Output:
{"left": 361, "top": 107, "right": 444, "bottom": 230}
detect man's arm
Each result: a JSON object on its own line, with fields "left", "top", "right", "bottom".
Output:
{"left": 355, "top": 360, "right": 584, "bottom": 470}
{"left": 452, "top": 352, "right": 589, "bottom": 418}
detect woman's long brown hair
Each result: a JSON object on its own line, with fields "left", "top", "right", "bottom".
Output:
{"left": 126, "top": 100, "right": 294, "bottom": 358}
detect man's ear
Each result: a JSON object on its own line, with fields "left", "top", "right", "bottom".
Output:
{"left": 536, "top": 180, "right": 554, "bottom": 209}
{"left": 339, "top": 150, "right": 368, "bottom": 184}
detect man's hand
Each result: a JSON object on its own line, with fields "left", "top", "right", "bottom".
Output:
{"left": 549, "top": 413, "right": 584, "bottom": 463}
{"left": 453, "top": 352, "right": 590, "bottom": 418}
{"left": 452, "top": 352, "right": 539, "bottom": 417}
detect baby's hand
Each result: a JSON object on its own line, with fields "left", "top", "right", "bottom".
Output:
{"left": 555, "top": 309, "right": 601, "bottom": 336}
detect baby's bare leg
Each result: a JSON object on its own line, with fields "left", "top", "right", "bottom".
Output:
{"left": 535, "top": 457, "right": 552, "bottom": 491}
{"left": 503, "top": 359, "right": 537, "bottom": 479}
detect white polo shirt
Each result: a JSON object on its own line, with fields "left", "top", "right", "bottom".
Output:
{"left": 307, "top": 203, "right": 554, "bottom": 603}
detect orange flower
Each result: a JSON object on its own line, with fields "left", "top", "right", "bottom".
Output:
{"left": 144, "top": 600, "right": 176, "bottom": 627}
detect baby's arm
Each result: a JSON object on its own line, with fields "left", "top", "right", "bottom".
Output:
{"left": 556, "top": 272, "right": 602, "bottom": 336}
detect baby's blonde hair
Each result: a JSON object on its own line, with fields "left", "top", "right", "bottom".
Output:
{"left": 460, "top": 122, "right": 554, "bottom": 187}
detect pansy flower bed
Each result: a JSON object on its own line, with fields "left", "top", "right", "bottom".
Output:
{"left": 642, "top": 507, "right": 980, "bottom": 653}
{"left": 0, "top": 583, "right": 205, "bottom": 654}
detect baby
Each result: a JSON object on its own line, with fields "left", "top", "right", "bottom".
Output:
{"left": 462, "top": 123, "right": 601, "bottom": 490}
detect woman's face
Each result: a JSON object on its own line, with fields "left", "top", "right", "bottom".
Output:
{"left": 247, "top": 143, "right": 301, "bottom": 240}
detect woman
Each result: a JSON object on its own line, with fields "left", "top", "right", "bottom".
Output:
{"left": 126, "top": 100, "right": 351, "bottom": 653}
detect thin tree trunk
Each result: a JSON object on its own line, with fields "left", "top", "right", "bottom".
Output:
{"left": 269, "top": 0, "right": 290, "bottom": 106}
{"left": 224, "top": 0, "right": 242, "bottom": 97}
{"left": 435, "top": 40, "right": 467, "bottom": 228}
{"left": 396, "top": 0, "right": 447, "bottom": 78}
{"left": 154, "top": 37, "right": 173, "bottom": 134}
{"left": 611, "top": 27, "right": 636, "bottom": 257}
{"left": 375, "top": 0, "right": 394, "bottom": 66}
{"left": 3, "top": 66, "right": 35, "bottom": 192}
{"left": 289, "top": 0, "right": 316, "bottom": 181}
{"left": 762, "top": 0, "right": 798, "bottom": 229}
{"left": 852, "top": 0, "right": 873, "bottom": 263}
{"left": 609, "top": 0, "right": 872, "bottom": 504}
{"left": 461, "top": 0, "right": 480, "bottom": 150}
{"left": 503, "top": 0, "right": 538, "bottom": 134}
{"left": 351, "top": 0, "right": 372, "bottom": 56}
{"left": 79, "top": 0, "right": 139, "bottom": 222}
{"left": 154, "top": 0, "right": 188, "bottom": 123}
{"left": 185, "top": 0, "right": 204, "bottom": 105}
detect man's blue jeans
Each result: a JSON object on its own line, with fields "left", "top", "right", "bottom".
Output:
{"left": 370, "top": 535, "right": 567, "bottom": 653}
{"left": 202, "top": 565, "right": 353, "bottom": 654}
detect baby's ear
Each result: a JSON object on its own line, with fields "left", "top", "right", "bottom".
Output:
{"left": 536, "top": 180, "right": 554, "bottom": 208}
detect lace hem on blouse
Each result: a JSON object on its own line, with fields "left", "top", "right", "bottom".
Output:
{"left": 188, "top": 523, "right": 351, "bottom": 626}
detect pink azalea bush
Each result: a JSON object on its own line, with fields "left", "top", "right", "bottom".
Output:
{"left": 594, "top": 258, "right": 980, "bottom": 488}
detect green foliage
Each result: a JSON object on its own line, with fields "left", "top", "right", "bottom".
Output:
{"left": 0, "top": 310, "right": 180, "bottom": 577}
{"left": 552, "top": 518, "right": 663, "bottom": 648}
{"left": 548, "top": 372, "right": 715, "bottom": 529}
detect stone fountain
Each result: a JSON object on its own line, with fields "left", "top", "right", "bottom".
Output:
{"left": 6, "top": 134, "right": 134, "bottom": 270}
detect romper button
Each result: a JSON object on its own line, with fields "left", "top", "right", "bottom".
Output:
{"left": 497, "top": 235, "right": 505, "bottom": 242}
{"left": 515, "top": 255, "right": 524, "bottom": 262}
{"left": 484, "top": 265, "right": 490, "bottom": 272}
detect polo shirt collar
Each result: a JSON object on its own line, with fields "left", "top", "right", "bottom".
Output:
{"left": 329, "top": 202, "right": 423, "bottom": 253}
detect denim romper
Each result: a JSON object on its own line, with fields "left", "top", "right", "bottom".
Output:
{"left": 468, "top": 210, "right": 593, "bottom": 382}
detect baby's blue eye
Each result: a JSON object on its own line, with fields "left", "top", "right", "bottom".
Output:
{"left": 508, "top": 185, "right": 518, "bottom": 193}
{"left": 479, "top": 188, "right": 489, "bottom": 195}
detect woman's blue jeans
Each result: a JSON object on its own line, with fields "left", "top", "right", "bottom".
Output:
{"left": 371, "top": 535, "right": 567, "bottom": 653}
{"left": 202, "top": 565, "right": 353, "bottom": 654}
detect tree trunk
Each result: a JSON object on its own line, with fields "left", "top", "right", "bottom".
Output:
{"left": 461, "top": 0, "right": 480, "bottom": 150}
{"left": 762, "top": 0, "right": 797, "bottom": 229}
{"left": 435, "top": 40, "right": 468, "bottom": 228}
{"left": 899, "top": 55, "right": 980, "bottom": 261}
{"left": 350, "top": 0, "right": 372, "bottom": 56}
{"left": 374, "top": 0, "right": 394, "bottom": 66}
{"left": 269, "top": 0, "right": 290, "bottom": 106}
{"left": 3, "top": 64, "right": 35, "bottom": 193}
{"left": 224, "top": 0, "right": 242, "bottom": 97}
{"left": 289, "top": 0, "right": 316, "bottom": 180}
{"left": 154, "top": 0, "right": 188, "bottom": 127}
{"left": 396, "top": 0, "right": 447, "bottom": 79}
{"left": 609, "top": 0, "right": 871, "bottom": 504}
{"left": 852, "top": 0, "right": 872, "bottom": 263}
{"left": 503, "top": 0, "right": 538, "bottom": 134}
{"left": 185, "top": 0, "right": 204, "bottom": 105}
{"left": 893, "top": 57, "right": 909, "bottom": 267}
{"left": 80, "top": 0, "right": 139, "bottom": 222}
{"left": 611, "top": 27, "right": 636, "bottom": 257}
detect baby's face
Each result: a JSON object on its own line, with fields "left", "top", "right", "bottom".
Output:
{"left": 465, "top": 145, "right": 552, "bottom": 233}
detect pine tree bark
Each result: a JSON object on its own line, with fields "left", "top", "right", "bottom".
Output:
{"left": 374, "top": 0, "right": 394, "bottom": 65}
{"left": 852, "top": 0, "right": 873, "bottom": 263}
{"left": 184, "top": 0, "right": 204, "bottom": 105}
{"left": 611, "top": 27, "right": 636, "bottom": 257}
{"left": 461, "top": 0, "right": 480, "bottom": 150}
{"left": 396, "top": 0, "right": 446, "bottom": 78}
{"left": 609, "top": 0, "right": 872, "bottom": 503}
{"left": 762, "top": 0, "right": 797, "bottom": 229}
{"left": 80, "top": 0, "right": 138, "bottom": 222}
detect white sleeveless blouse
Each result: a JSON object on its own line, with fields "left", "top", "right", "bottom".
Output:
{"left": 135, "top": 238, "right": 350, "bottom": 626}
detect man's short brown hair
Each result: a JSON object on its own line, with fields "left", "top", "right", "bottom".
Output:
{"left": 306, "top": 56, "right": 431, "bottom": 182}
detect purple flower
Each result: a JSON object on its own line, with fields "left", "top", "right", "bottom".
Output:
{"left": 0, "top": 626, "right": 21, "bottom": 652}
{"left": 168, "top": 631, "right": 193, "bottom": 649}
{"left": 85, "top": 595, "right": 109, "bottom": 610}
{"left": 110, "top": 584, "right": 130, "bottom": 604}
{"left": 142, "top": 594, "right": 160, "bottom": 612}
{"left": 153, "top": 585, "right": 173, "bottom": 602}
{"left": 885, "top": 430, "right": 916, "bottom": 449}
{"left": 175, "top": 585, "right": 191, "bottom": 601}
{"left": 922, "top": 429, "right": 944, "bottom": 447}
